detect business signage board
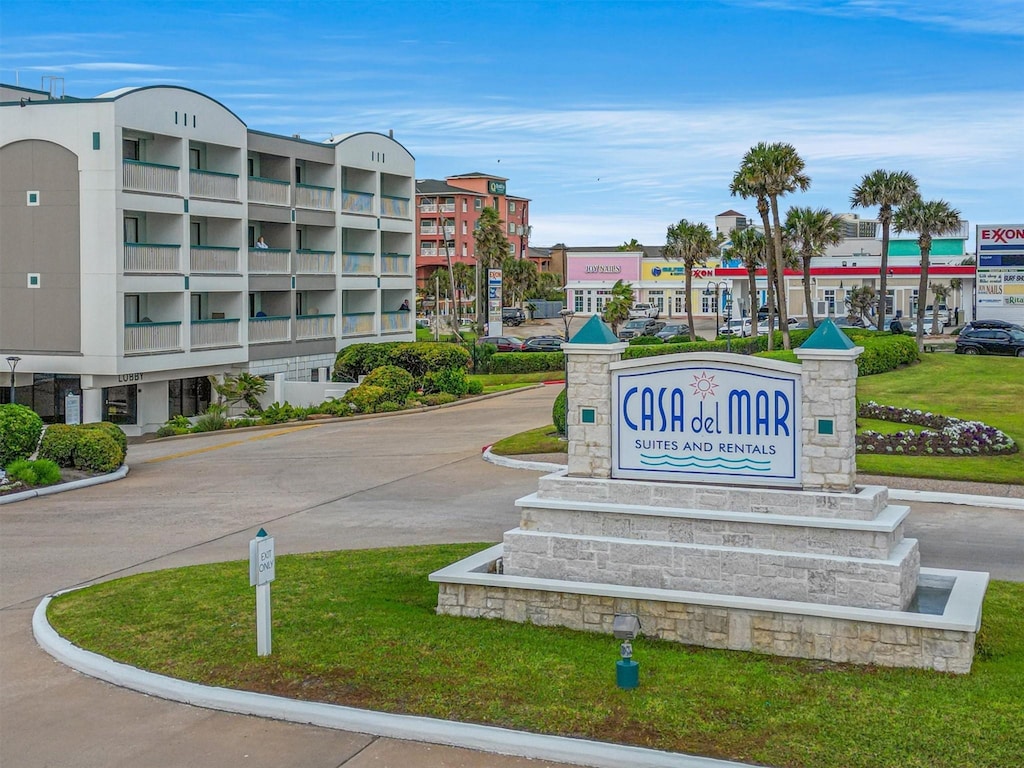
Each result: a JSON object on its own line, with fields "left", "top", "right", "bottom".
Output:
{"left": 612, "top": 357, "right": 801, "bottom": 486}
{"left": 487, "top": 180, "right": 506, "bottom": 195}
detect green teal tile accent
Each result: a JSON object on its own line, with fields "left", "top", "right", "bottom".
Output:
{"left": 817, "top": 419, "right": 834, "bottom": 435}
{"left": 27, "top": 191, "right": 39, "bottom": 204}
{"left": 581, "top": 408, "right": 596, "bottom": 424}
{"left": 799, "top": 318, "right": 855, "bottom": 350}
{"left": 184, "top": 199, "right": 189, "bottom": 213}
{"left": 570, "top": 314, "right": 620, "bottom": 344}
{"left": 92, "top": 132, "right": 100, "bottom": 150}
{"left": 184, "top": 276, "right": 189, "bottom": 290}
{"left": 291, "top": 209, "right": 295, "bottom": 222}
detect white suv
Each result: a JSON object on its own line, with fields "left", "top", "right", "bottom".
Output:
{"left": 628, "top": 303, "right": 660, "bottom": 319}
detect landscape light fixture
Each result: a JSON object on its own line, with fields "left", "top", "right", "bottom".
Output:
{"left": 613, "top": 613, "right": 641, "bottom": 689}
{"left": 559, "top": 308, "right": 575, "bottom": 341}
{"left": 6, "top": 356, "right": 21, "bottom": 404}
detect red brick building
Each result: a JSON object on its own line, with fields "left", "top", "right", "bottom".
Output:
{"left": 415, "top": 173, "right": 531, "bottom": 287}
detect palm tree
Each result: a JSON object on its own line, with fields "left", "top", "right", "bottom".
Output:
{"left": 618, "top": 238, "right": 644, "bottom": 251}
{"left": 723, "top": 227, "right": 766, "bottom": 326}
{"left": 784, "top": 207, "right": 844, "bottom": 329}
{"left": 439, "top": 216, "right": 463, "bottom": 339}
{"left": 473, "top": 206, "right": 511, "bottom": 331}
{"left": 602, "top": 279, "right": 634, "bottom": 334}
{"left": 730, "top": 168, "right": 776, "bottom": 349}
{"left": 929, "top": 282, "right": 950, "bottom": 335}
{"left": 451, "top": 261, "right": 476, "bottom": 322}
{"left": 893, "top": 197, "right": 963, "bottom": 351}
{"left": 850, "top": 170, "right": 919, "bottom": 330}
{"left": 665, "top": 219, "right": 723, "bottom": 341}
{"left": 844, "top": 285, "right": 877, "bottom": 325}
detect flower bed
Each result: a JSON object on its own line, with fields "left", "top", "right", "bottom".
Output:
{"left": 857, "top": 401, "right": 1018, "bottom": 456}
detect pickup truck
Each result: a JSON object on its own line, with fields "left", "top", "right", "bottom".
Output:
{"left": 628, "top": 303, "right": 660, "bottom": 319}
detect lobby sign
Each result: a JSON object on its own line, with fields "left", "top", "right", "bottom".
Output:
{"left": 612, "top": 358, "right": 801, "bottom": 486}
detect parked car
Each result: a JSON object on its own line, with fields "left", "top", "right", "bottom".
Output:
{"left": 718, "top": 318, "right": 753, "bottom": 337}
{"left": 628, "top": 303, "right": 660, "bottom": 319}
{"left": 965, "top": 319, "right": 1024, "bottom": 332}
{"left": 477, "top": 335, "right": 524, "bottom": 352}
{"left": 756, "top": 316, "right": 803, "bottom": 334}
{"left": 501, "top": 307, "right": 526, "bottom": 326}
{"left": 618, "top": 318, "right": 664, "bottom": 340}
{"left": 520, "top": 335, "right": 566, "bottom": 352}
{"left": 955, "top": 327, "right": 1024, "bottom": 357}
{"left": 656, "top": 323, "right": 688, "bottom": 341}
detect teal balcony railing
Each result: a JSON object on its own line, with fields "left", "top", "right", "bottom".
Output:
{"left": 381, "top": 311, "right": 412, "bottom": 334}
{"left": 294, "top": 249, "right": 336, "bottom": 274}
{"left": 189, "top": 168, "right": 239, "bottom": 201}
{"left": 295, "top": 183, "right": 334, "bottom": 211}
{"left": 341, "top": 189, "right": 374, "bottom": 214}
{"left": 248, "top": 176, "right": 291, "bottom": 206}
{"left": 381, "top": 194, "right": 410, "bottom": 218}
{"left": 296, "top": 313, "right": 336, "bottom": 340}
{"left": 381, "top": 253, "right": 411, "bottom": 276}
{"left": 248, "top": 247, "right": 291, "bottom": 274}
{"left": 124, "top": 242, "right": 182, "bottom": 273}
{"left": 123, "top": 159, "right": 179, "bottom": 195}
{"left": 248, "top": 315, "right": 291, "bottom": 344}
{"left": 341, "top": 312, "right": 374, "bottom": 336}
{"left": 342, "top": 251, "right": 375, "bottom": 275}
{"left": 124, "top": 321, "right": 182, "bottom": 355}
{"left": 190, "top": 318, "right": 241, "bottom": 349}
{"left": 190, "top": 245, "right": 240, "bottom": 274}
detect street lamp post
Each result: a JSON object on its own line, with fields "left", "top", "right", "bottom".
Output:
{"left": 559, "top": 308, "right": 575, "bottom": 342}
{"left": 6, "top": 356, "right": 20, "bottom": 404}
{"left": 704, "top": 281, "right": 730, "bottom": 351}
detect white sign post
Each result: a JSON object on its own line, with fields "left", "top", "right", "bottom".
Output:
{"left": 248, "top": 529, "right": 276, "bottom": 656}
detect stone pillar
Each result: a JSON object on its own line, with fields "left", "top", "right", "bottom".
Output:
{"left": 564, "top": 342, "right": 627, "bottom": 478}
{"left": 793, "top": 345, "right": 863, "bottom": 492}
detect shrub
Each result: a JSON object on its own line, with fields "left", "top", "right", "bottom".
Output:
{"left": 489, "top": 351, "right": 564, "bottom": 374}
{"left": 38, "top": 424, "right": 80, "bottom": 466}
{"left": 423, "top": 367, "right": 470, "bottom": 397}
{"left": 4, "top": 458, "right": 61, "bottom": 486}
{"left": 94, "top": 421, "right": 128, "bottom": 456}
{"left": 0, "top": 404, "right": 44, "bottom": 468}
{"left": 389, "top": 342, "right": 471, "bottom": 379}
{"left": 73, "top": 428, "right": 124, "bottom": 473}
{"left": 155, "top": 424, "right": 190, "bottom": 438}
{"left": 334, "top": 342, "right": 403, "bottom": 381}
{"left": 552, "top": 387, "right": 567, "bottom": 435}
{"left": 420, "top": 392, "right": 458, "bottom": 406}
{"left": 312, "top": 398, "right": 354, "bottom": 417}
{"left": 466, "top": 341, "right": 496, "bottom": 374}
{"left": 374, "top": 401, "right": 403, "bottom": 413}
{"left": 192, "top": 413, "right": 227, "bottom": 432}
{"left": 342, "top": 384, "right": 388, "bottom": 414}
{"left": 466, "top": 378, "right": 483, "bottom": 395}
{"left": 629, "top": 336, "right": 664, "bottom": 345}
{"left": 363, "top": 365, "right": 416, "bottom": 402}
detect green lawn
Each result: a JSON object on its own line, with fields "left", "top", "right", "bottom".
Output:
{"left": 471, "top": 371, "right": 563, "bottom": 394}
{"left": 47, "top": 544, "right": 1024, "bottom": 768}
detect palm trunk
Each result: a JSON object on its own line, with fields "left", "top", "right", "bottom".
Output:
{"left": 915, "top": 240, "right": 931, "bottom": 352}
{"left": 685, "top": 271, "right": 695, "bottom": 341}
{"left": 802, "top": 254, "right": 815, "bottom": 329}
{"left": 877, "top": 214, "right": 891, "bottom": 331}
{"left": 769, "top": 197, "right": 791, "bottom": 350}
{"left": 757, "top": 201, "right": 775, "bottom": 351}
{"left": 746, "top": 267, "right": 757, "bottom": 332}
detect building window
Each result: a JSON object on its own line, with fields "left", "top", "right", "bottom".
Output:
{"left": 508, "top": 222, "right": 515, "bottom": 234}
{"left": 123, "top": 138, "right": 139, "bottom": 161}
{"left": 474, "top": 198, "right": 482, "bottom": 210}
{"left": 574, "top": 293, "right": 584, "bottom": 312}
{"left": 824, "top": 289, "right": 836, "bottom": 315}
{"left": 701, "top": 294, "right": 718, "bottom": 315}
{"left": 509, "top": 201, "right": 516, "bottom": 213}
{"left": 462, "top": 199, "right": 467, "bottom": 213}
{"left": 124, "top": 216, "right": 139, "bottom": 243}
{"left": 189, "top": 147, "right": 201, "bottom": 170}
{"left": 674, "top": 295, "right": 683, "bottom": 315}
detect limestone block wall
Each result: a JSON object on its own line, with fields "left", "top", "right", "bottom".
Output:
{"left": 435, "top": 583, "right": 977, "bottom": 673}
{"left": 564, "top": 343, "right": 626, "bottom": 478}
{"left": 502, "top": 529, "right": 920, "bottom": 610}
{"left": 793, "top": 347, "right": 861, "bottom": 492}
{"left": 535, "top": 474, "right": 890, "bottom": 521}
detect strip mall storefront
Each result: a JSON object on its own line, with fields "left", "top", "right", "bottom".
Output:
{"left": 565, "top": 252, "right": 641, "bottom": 315}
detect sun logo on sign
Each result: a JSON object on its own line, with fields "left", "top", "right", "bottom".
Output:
{"left": 690, "top": 371, "right": 718, "bottom": 400}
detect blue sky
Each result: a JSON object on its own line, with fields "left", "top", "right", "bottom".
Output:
{"left": 2, "top": 0, "right": 1022, "bottom": 248}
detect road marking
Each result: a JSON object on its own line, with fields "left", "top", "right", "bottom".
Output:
{"left": 144, "top": 425, "right": 318, "bottom": 464}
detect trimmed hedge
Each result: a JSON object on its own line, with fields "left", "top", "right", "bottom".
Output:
{"left": 37, "top": 422, "right": 127, "bottom": 472}
{"left": 334, "top": 342, "right": 470, "bottom": 381}
{"left": 553, "top": 387, "right": 567, "bottom": 435}
{"left": 0, "top": 404, "right": 44, "bottom": 468}
{"left": 363, "top": 365, "right": 417, "bottom": 402}
{"left": 489, "top": 352, "right": 564, "bottom": 374}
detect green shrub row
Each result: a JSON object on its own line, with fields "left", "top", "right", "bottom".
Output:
{"left": 335, "top": 342, "right": 470, "bottom": 381}
{"left": 0, "top": 404, "right": 44, "bottom": 467}
{"left": 3, "top": 458, "right": 62, "bottom": 486}
{"left": 488, "top": 352, "right": 565, "bottom": 374}
{"left": 38, "top": 422, "right": 127, "bottom": 473}
{"left": 552, "top": 387, "right": 567, "bottom": 435}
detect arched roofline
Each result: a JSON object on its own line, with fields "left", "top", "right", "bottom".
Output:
{"left": 96, "top": 85, "right": 246, "bottom": 126}
{"left": 327, "top": 131, "right": 415, "bottom": 161}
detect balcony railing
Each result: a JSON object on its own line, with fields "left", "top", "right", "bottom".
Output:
{"left": 124, "top": 243, "right": 181, "bottom": 274}
{"left": 381, "top": 194, "right": 410, "bottom": 218}
{"left": 248, "top": 176, "right": 290, "bottom": 206}
{"left": 123, "top": 159, "right": 179, "bottom": 195}
{"left": 419, "top": 247, "right": 438, "bottom": 257}
{"left": 248, "top": 247, "right": 291, "bottom": 274}
{"left": 295, "top": 313, "right": 336, "bottom": 340}
{"left": 248, "top": 315, "right": 291, "bottom": 344}
{"left": 124, "top": 321, "right": 182, "bottom": 355}
{"left": 190, "top": 245, "right": 240, "bottom": 274}
{"left": 341, "top": 312, "right": 375, "bottom": 336}
{"left": 341, "top": 189, "right": 374, "bottom": 214}
{"left": 420, "top": 224, "right": 438, "bottom": 235}
{"left": 189, "top": 168, "right": 239, "bottom": 201}
{"left": 342, "top": 251, "right": 375, "bottom": 275}
{"left": 420, "top": 203, "right": 438, "bottom": 213}
{"left": 294, "top": 249, "right": 335, "bottom": 275}
{"left": 190, "top": 318, "right": 241, "bottom": 349}
{"left": 381, "top": 311, "right": 412, "bottom": 334}
{"left": 440, "top": 203, "right": 455, "bottom": 213}
{"left": 381, "top": 253, "right": 411, "bottom": 276}
{"left": 295, "top": 183, "right": 334, "bottom": 211}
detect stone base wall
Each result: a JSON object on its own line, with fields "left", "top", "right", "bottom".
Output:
{"left": 503, "top": 529, "right": 920, "bottom": 611}
{"left": 536, "top": 474, "right": 889, "bottom": 521}
{"left": 435, "top": 582, "right": 976, "bottom": 673}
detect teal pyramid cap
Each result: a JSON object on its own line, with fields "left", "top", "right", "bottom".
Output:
{"left": 799, "top": 318, "right": 856, "bottom": 350}
{"left": 569, "top": 314, "right": 620, "bottom": 344}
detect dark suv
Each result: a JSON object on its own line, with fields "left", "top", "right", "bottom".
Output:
{"left": 955, "top": 326, "right": 1024, "bottom": 357}
{"left": 501, "top": 307, "right": 526, "bottom": 326}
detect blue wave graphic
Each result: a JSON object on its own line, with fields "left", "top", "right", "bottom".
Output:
{"left": 639, "top": 453, "right": 772, "bottom": 472}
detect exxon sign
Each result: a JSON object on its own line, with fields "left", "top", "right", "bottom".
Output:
{"left": 611, "top": 356, "right": 802, "bottom": 487}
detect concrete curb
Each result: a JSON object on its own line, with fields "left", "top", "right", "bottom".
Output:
{"left": 482, "top": 449, "right": 1024, "bottom": 511}
{"left": 0, "top": 465, "right": 129, "bottom": 506}
{"left": 33, "top": 593, "right": 751, "bottom": 768}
